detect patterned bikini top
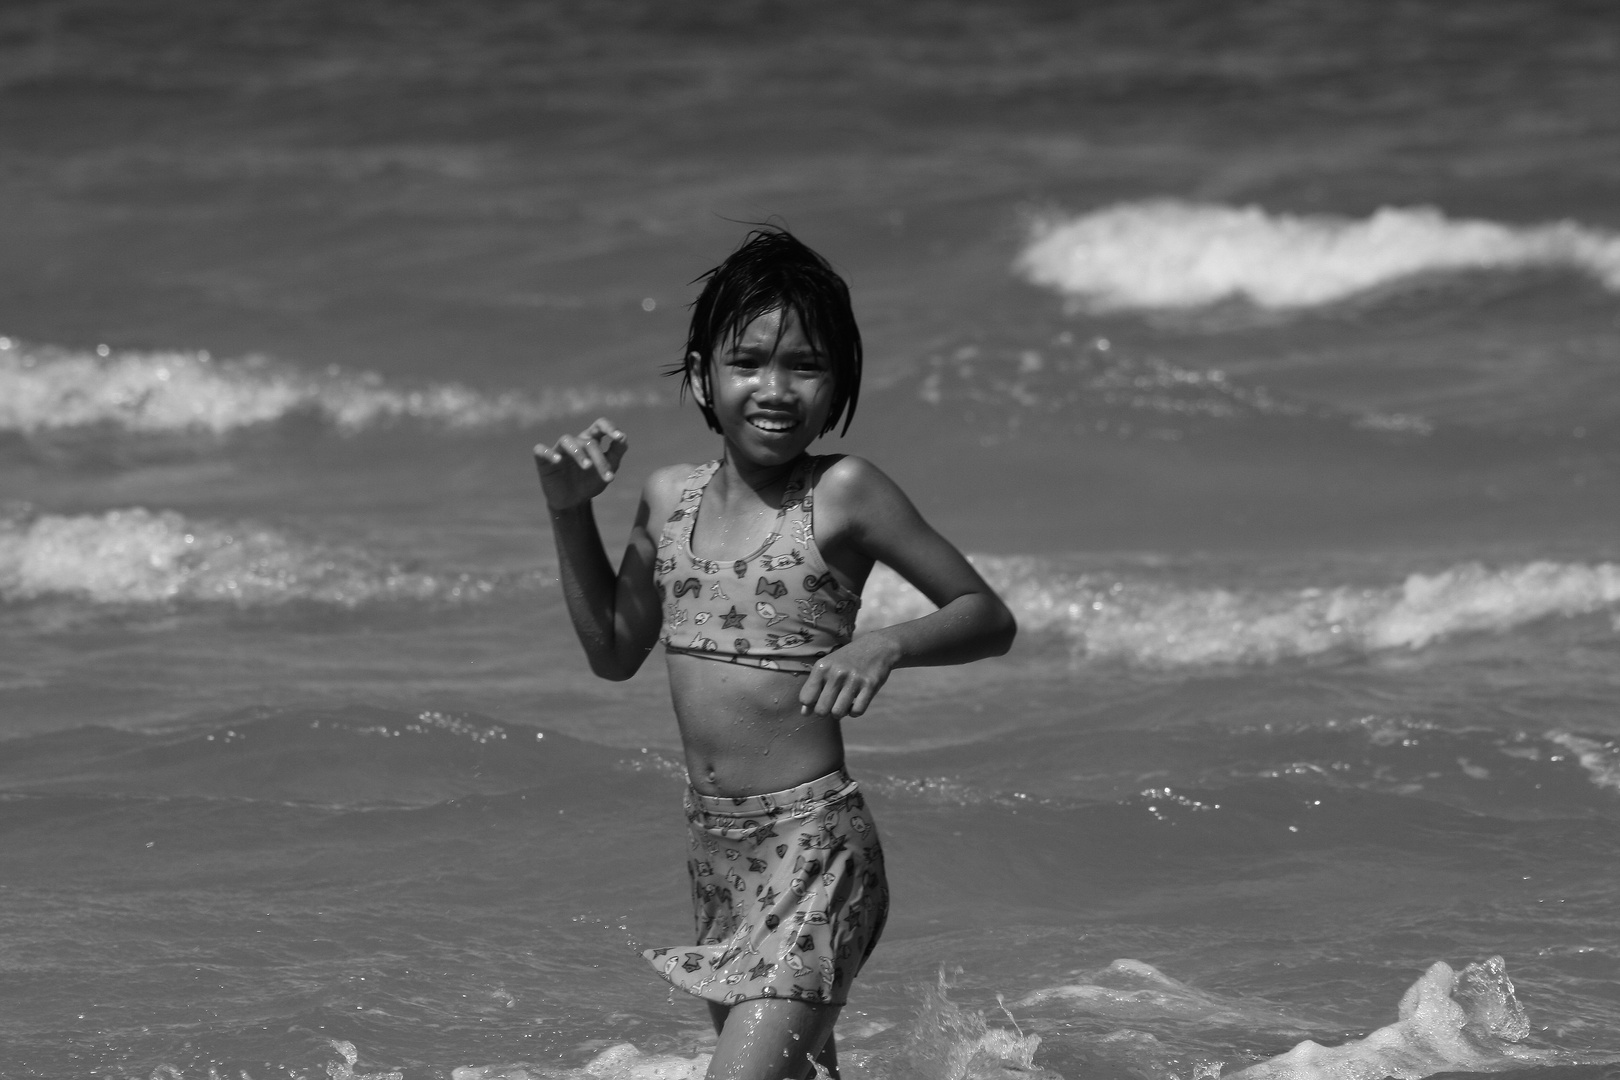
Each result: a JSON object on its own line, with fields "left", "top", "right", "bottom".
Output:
{"left": 656, "top": 456, "right": 861, "bottom": 674}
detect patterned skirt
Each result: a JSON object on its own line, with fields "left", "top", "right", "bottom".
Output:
{"left": 643, "top": 769, "right": 888, "bottom": 1007}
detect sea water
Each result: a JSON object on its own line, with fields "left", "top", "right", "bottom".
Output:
{"left": 3, "top": 2, "right": 1620, "bottom": 1077}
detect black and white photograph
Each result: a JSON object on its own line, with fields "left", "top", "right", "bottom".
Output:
{"left": 3, "top": 2, "right": 1620, "bottom": 1078}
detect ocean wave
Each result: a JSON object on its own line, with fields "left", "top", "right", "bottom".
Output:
{"left": 861, "top": 557, "right": 1620, "bottom": 666}
{"left": 0, "top": 337, "right": 657, "bottom": 435}
{"left": 1015, "top": 201, "right": 1620, "bottom": 311}
{"left": 1020, "top": 957, "right": 1618, "bottom": 1080}
{"left": 0, "top": 506, "right": 499, "bottom": 607}
{"left": 1228, "top": 956, "right": 1620, "bottom": 1080}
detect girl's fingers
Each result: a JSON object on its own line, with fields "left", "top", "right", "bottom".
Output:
{"left": 592, "top": 430, "right": 627, "bottom": 476}
{"left": 584, "top": 419, "right": 626, "bottom": 456}
{"left": 534, "top": 427, "right": 622, "bottom": 508}
{"left": 831, "top": 681, "right": 861, "bottom": 719}
{"left": 604, "top": 433, "right": 629, "bottom": 471}
{"left": 559, "top": 435, "right": 593, "bottom": 471}
{"left": 847, "top": 682, "right": 876, "bottom": 718}
{"left": 799, "top": 669, "right": 825, "bottom": 711}
{"left": 802, "top": 656, "right": 838, "bottom": 711}
{"left": 583, "top": 438, "right": 614, "bottom": 480}
{"left": 807, "top": 676, "right": 836, "bottom": 715}
{"left": 538, "top": 423, "right": 625, "bottom": 483}
{"left": 535, "top": 445, "right": 576, "bottom": 480}
{"left": 543, "top": 435, "right": 586, "bottom": 469}
{"left": 801, "top": 658, "right": 896, "bottom": 718}
{"left": 815, "top": 672, "right": 849, "bottom": 718}
{"left": 813, "top": 683, "right": 837, "bottom": 717}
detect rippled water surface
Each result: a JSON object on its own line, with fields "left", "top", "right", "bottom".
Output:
{"left": 3, "top": 1, "right": 1620, "bottom": 1078}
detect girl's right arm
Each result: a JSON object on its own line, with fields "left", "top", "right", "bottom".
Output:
{"left": 534, "top": 417, "right": 663, "bottom": 681}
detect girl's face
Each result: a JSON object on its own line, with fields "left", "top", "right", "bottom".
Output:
{"left": 699, "top": 307, "right": 835, "bottom": 468}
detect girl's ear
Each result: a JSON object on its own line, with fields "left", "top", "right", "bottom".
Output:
{"left": 688, "top": 351, "right": 711, "bottom": 407}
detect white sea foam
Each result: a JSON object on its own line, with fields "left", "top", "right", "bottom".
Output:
{"left": 450, "top": 974, "right": 1052, "bottom": 1080}
{"left": 452, "top": 1045, "right": 709, "bottom": 1080}
{"left": 1227, "top": 957, "right": 1619, "bottom": 1080}
{"left": 0, "top": 507, "right": 496, "bottom": 607}
{"left": 0, "top": 338, "right": 657, "bottom": 435}
{"left": 443, "top": 960, "right": 1620, "bottom": 1080}
{"left": 1015, "top": 201, "right": 1620, "bottom": 310}
{"left": 861, "top": 557, "right": 1620, "bottom": 666}
{"left": 1019, "top": 957, "right": 1618, "bottom": 1080}
{"left": 1017, "top": 958, "right": 1314, "bottom": 1032}
{"left": 326, "top": 1040, "right": 405, "bottom": 1080}
{"left": 1545, "top": 731, "right": 1620, "bottom": 793}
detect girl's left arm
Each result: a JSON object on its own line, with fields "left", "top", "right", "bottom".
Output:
{"left": 800, "top": 457, "right": 1016, "bottom": 719}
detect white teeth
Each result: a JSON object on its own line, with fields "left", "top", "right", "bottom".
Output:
{"left": 751, "top": 418, "right": 796, "bottom": 432}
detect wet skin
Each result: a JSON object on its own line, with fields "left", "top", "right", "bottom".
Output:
{"left": 536, "top": 306, "right": 1014, "bottom": 1079}
{"left": 537, "top": 307, "right": 1013, "bottom": 796}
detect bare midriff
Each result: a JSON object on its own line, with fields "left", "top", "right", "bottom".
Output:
{"left": 665, "top": 652, "right": 846, "bottom": 798}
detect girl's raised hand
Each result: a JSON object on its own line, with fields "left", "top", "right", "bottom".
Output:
{"left": 534, "top": 418, "right": 628, "bottom": 510}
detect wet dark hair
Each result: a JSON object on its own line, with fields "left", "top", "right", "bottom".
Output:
{"left": 671, "top": 227, "right": 862, "bottom": 437}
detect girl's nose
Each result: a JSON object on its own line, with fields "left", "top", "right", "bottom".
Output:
{"left": 757, "top": 364, "right": 792, "bottom": 400}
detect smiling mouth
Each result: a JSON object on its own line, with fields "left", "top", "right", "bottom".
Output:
{"left": 749, "top": 417, "right": 799, "bottom": 433}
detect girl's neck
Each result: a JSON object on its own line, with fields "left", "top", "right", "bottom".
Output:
{"left": 690, "top": 450, "right": 805, "bottom": 559}
{"left": 716, "top": 449, "right": 806, "bottom": 496}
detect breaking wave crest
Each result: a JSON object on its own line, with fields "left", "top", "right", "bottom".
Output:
{"left": 1017, "top": 957, "right": 1619, "bottom": 1080}
{"left": 0, "top": 337, "right": 657, "bottom": 435}
{"left": 1015, "top": 201, "right": 1620, "bottom": 311}
{"left": 862, "top": 557, "right": 1620, "bottom": 666}
{"left": 0, "top": 507, "right": 500, "bottom": 607}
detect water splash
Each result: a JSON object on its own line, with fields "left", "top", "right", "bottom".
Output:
{"left": 450, "top": 959, "right": 1620, "bottom": 1080}
{"left": 1015, "top": 202, "right": 1620, "bottom": 311}
{"left": 902, "top": 970, "right": 1056, "bottom": 1080}
{"left": 453, "top": 974, "right": 1052, "bottom": 1080}
{"left": 1227, "top": 957, "right": 1619, "bottom": 1080}
{"left": 1018, "top": 958, "right": 1618, "bottom": 1080}
{"left": 452, "top": 1044, "right": 710, "bottom": 1080}
{"left": 326, "top": 1039, "right": 405, "bottom": 1080}
{"left": 1016, "top": 959, "right": 1314, "bottom": 1033}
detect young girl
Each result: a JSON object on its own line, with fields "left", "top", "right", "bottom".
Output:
{"left": 535, "top": 229, "right": 1015, "bottom": 1080}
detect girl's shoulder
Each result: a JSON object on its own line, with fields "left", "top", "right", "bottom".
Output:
{"left": 808, "top": 454, "right": 915, "bottom": 533}
{"left": 642, "top": 461, "right": 712, "bottom": 520}
{"left": 646, "top": 461, "right": 707, "bottom": 490}
{"left": 810, "top": 453, "right": 896, "bottom": 503}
